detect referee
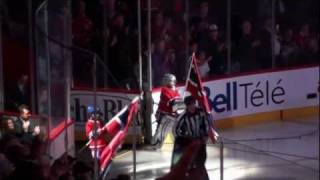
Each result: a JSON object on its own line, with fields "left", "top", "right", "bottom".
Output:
{"left": 171, "top": 96, "right": 210, "bottom": 179}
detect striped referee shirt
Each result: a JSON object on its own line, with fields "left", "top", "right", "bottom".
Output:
{"left": 175, "top": 107, "right": 210, "bottom": 138}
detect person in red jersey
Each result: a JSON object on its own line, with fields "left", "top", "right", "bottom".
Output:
{"left": 85, "top": 106, "right": 107, "bottom": 159}
{"left": 151, "top": 73, "right": 184, "bottom": 149}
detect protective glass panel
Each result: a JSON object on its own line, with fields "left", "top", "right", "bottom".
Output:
{"left": 35, "top": 1, "right": 73, "bottom": 159}
{"left": 147, "top": 1, "right": 188, "bottom": 87}
{"left": 275, "top": 0, "right": 319, "bottom": 67}
{"left": 189, "top": 0, "right": 228, "bottom": 78}
{"left": 230, "top": 0, "right": 273, "bottom": 73}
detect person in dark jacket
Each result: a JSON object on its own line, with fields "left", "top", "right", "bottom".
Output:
{"left": 14, "top": 105, "right": 40, "bottom": 145}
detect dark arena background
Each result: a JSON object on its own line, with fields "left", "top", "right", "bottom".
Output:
{"left": 0, "top": 0, "right": 319, "bottom": 180}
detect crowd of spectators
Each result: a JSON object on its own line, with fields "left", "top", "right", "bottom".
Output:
{"left": 70, "top": 0, "right": 318, "bottom": 88}
{"left": 0, "top": 104, "right": 98, "bottom": 180}
{"left": 0, "top": 102, "right": 206, "bottom": 179}
{"left": 0, "top": 1, "right": 318, "bottom": 179}
{"left": 3, "top": 74, "right": 30, "bottom": 112}
{"left": 1, "top": 0, "right": 319, "bottom": 116}
{"left": 1, "top": 0, "right": 318, "bottom": 89}
{"left": 0, "top": 105, "right": 204, "bottom": 179}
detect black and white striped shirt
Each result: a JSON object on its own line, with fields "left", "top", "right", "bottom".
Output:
{"left": 174, "top": 108, "right": 210, "bottom": 138}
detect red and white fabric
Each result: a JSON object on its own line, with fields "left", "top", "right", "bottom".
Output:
{"left": 185, "top": 53, "right": 218, "bottom": 144}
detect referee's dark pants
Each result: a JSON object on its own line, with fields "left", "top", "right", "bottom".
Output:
{"left": 171, "top": 137, "right": 207, "bottom": 169}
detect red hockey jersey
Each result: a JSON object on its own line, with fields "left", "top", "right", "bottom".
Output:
{"left": 158, "top": 87, "right": 181, "bottom": 115}
{"left": 85, "top": 119, "right": 107, "bottom": 149}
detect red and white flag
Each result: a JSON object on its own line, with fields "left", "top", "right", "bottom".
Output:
{"left": 186, "top": 53, "right": 211, "bottom": 113}
{"left": 101, "top": 97, "right": 139, "bottom": 138}
{"left": 99, "top": 97, "right": 139, "bottom": 175}
{"left": 185, "top": 53, "right": 218, "bottom": 143}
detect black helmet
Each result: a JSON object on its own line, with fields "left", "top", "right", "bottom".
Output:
{"left": 184, "top": 96, "right": 195, "bottom": 106}
{"left": 87, "top": 106, "right": 103, "bottom": 117}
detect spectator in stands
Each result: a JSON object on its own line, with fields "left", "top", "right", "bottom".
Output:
{"left": 196, "top": 51, "right": 211, "bottom": 78}
{"left": 294, "top": 23, "right": 311, "bottom": 51}
{"left": 162, "top": 16, "right": 180, "bottom": 51}
{"left": 191, "top": 1, "right": 211, "bottom": 36}
{"left": 38, "top": 89, "right": 48, "bottom": 114}
{"left": 181, "top": 41, "right": 199, "bottom": 80}
{"left": 294, "top": 23, "right": 318, "bottom": 64}
{"left": 72, "top": 0, "right": 94, "bottom": 49}
{"left": 151, "top": 11, "right": 179, "bottom": 58}
{"left": 257, "top": 17, "right": 273, "bottom": 69}
{"left": 303, "top": 32, "right": 319, "bottom": 64}
{"left": 200, "top": 24, "right": 227, "bottom": 76}
{"left": 0, "top": 153, "right": 14, "bottom": 180}
{"left": 2, "top": 134, "right": 40, "bottom": 179}
{"left": 141, "top": 0, "right": 161, "bottom": 11}
{"left": 168, "top": 30, "right": 187, "bottom": 81}
{"left": 159, "top": 0, "right": 184, "bottom": 16}
{"left": 0, "top": 131, "right": 84, "bottom": 180}
{"left": 279, "top": 27, "right": 299, "bottom": 67}
{"left": 14, "top": 105, "right": 40, "bottom": 145}
{"left": 0, "top": 132, "right": 19, "bottom": 153}
{"left": 49, "top": 153, "right": 75, "bottom": 180}
{"left": 1, "top": 0, "right": 30, "bottom": 42}
{"left": 163, "top": 49, "right": 178, "bottom": 79}
{"left": 73, "top": 160, "right": 93, "bottom": 180}
{"left": 1, "top": 131, "right": 80, "bottom": 180}
{"left": 190, "top": 41, "right": 199, "bottom": 55}
{"left": 152, "top": 11, "right": 165, "bottom": 40}
{"left": 8, "top": 74, "right": 30, "bottom": 111}
{"left": 152, "top": 39, "right": 168, "bottom": 86}
{"left": 236, "top": 20, "right": 260, "bottom": 71}
{"left": 105, "top": 0, "right": 117, "bottom": 18}
{"left": 1, "top": 118, "right": 16, "bottom": 138}
{"left": 274, "top": 24, "right": 281, "bottom": 59}
{"left": 108, "top": 13, "right": 135, "bottom": 84}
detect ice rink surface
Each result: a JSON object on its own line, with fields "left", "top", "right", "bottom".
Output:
{"left": 108, "top": 116, "right": 319, "bottom": 180}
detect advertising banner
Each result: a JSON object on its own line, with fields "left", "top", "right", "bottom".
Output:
{"left": 71, "top": 67, "right": 319, "bottom": 136}
{"left": 71, "top": 90, "right": 138, "bottom": 124}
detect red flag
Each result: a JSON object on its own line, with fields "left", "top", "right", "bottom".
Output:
{"left": 99, "top": 131, "right": 125, "bottom": 172}
{"left": 99, "top": 98, "right": 139, "bottom": 174}
{"left": 185, "top": 53, "right": 218, "bottom": 144}
{"left": 101, "top": 97, "right": 139, "bottom": 137}
{"left": 186, "top": 53, "right": 211, "bottom": 113}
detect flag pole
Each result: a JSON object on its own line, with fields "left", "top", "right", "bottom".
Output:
{"left": 132, "top": 107, "right": 137, "bottom": 180}
{"left": 184, "top": 52, "right": 219, "bottom": 144}
{"left": 92, "top": 55, "right": 99, "bottom": 180}
{"left": 135, "top": 0, "right": 143, "bottom": 177}
{"left": 183, "top": 53, "right": 195, "bottom": 98}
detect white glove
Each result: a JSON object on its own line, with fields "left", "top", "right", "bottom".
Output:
{"left": 33, "top": 126, "right": 40, "bottom": 135}
{"left": 89, "top": 128, "right": 102, "bottom": 139}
